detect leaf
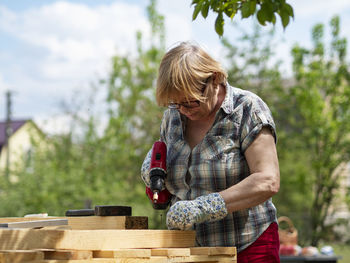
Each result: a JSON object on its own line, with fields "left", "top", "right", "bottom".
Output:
{"left": 280, "top": 10, "right": 290, "bottom": 28}
{"left": 279, "top": 3, "right": 293, "bottom": 28}
{"left": 257, "top": 9, "right": 267, "bottom": 26}
{"left": 201, "top": 1, "right": 210, "bottom": 18}
{"left": 284, "top": 3, "right": 294, "bottom": 17}
{"left": 271, "top": 13, "right": 276, "bottom": 25}
{"left": 240, "top": 0, "right": 256, "bottom": 18}
{"left": 249, "top": 0, "right": 257, "bottom": 15}
{"left": 192, "top": 2, "right": 203, "bottom": 20}
{"left": 215, "top": 12, "right": 224, "bottom": 36}
{"left": 241, "top": 1, "right": 251, "bottom": 18}
{"left": 224, "top": 7, "right": 233, "bottom": 18}
{"left": 263, "top": 2, "right": 274, "bottom": 22}
{"left": 224, "top": 3, "right": 238, "bottom": 19}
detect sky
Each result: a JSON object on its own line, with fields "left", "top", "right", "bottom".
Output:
{"left": 0, "top": 0, "right": 350, "bottom": 134}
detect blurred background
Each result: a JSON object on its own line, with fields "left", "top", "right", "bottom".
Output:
{"left": 0, "top": 0, "right": 350, "bottom": 261}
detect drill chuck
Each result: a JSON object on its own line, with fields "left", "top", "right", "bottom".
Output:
{"left": 150, "top": 168, "right": 166, "bottom": 193}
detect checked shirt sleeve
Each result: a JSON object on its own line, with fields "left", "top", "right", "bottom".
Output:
{"left": 240, "top": 95, "right": 277, "bottom": 153}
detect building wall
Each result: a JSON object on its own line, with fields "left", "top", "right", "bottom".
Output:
{"left": 0, "top": 122, "right": 42, "bottom": 171}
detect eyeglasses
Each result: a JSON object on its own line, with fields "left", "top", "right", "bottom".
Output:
{"left": 168, "top": 100, "right": 200, "bottom": 109}
{"left": 168, "top": 77, "right": 211, "bottom": 110}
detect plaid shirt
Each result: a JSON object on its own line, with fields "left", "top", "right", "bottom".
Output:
{"left": 141, "top": 84, "right": 278, "bottom": 252}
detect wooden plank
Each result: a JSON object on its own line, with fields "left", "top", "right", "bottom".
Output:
{"left": 0, "top": 229, "right": 195, "bottom": 250}
{"left": 0, "top": 250, "right": 44, "bottom": 263}
{"left": 26, "top": 259, "right": 167, "bottom": 263}
{"left": 0, "top": 217, "right": 148, "bottom": 230}
{"left": 41, "top": 226, "right": 72, "bottom": 230}
{"left": 63, "top": 216, "right": 148, "bottom": 230}
{"left": 25, "top": 257, "right": 235, "bottom": 263}
{"left": 26, "top": 260, "right": 120, "bottom": 263}
{"left": 93, "top": 249, "right": 151, "bottom": 258}
{"left": 170, "top": 256, "right": 234, "bottom": 263}
{"left": 190, "top": 247, "right": 236, "bottom": 256}
{"left": 38, "top": 249, "right": 93, "bottom": 260}
{"left": 151, "top": 248, "right": 190, "bottom": 257}
{"left": 0, "top": 219, "right": 68, "bottom": 229}
{"left": 113, "top": 258, "right": 168, "bottom": 263}
{"left": 124, "top": 217, "right": 148, "bottom": 230}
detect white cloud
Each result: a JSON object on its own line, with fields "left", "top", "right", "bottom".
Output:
{"left": 0, "top": 1, "right": 153, "bottom": 125}
{"left": 1, "top": 2, "right": 149, "bottom": 54}
{"left": 1, "top": 0, "right": 350, "bottom": 132}
{"left": 0, "top": 1, "right": 150, "bottom": 82}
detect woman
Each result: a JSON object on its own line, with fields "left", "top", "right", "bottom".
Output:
{"left": 141, "top": 42, "right": 280, "bottom": 262}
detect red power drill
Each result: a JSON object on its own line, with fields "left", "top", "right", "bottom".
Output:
{"left": 145, "top": 141, "right": 172, "bottom": 210}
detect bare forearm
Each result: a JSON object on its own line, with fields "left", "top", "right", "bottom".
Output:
{"left": 220, "top": 171, "right": 279, "bottom": 213}
{"left": 220, "top": 127, "right": 280, "bottom": 213}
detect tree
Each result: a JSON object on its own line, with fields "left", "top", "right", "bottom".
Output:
{"left": 221, "top": 18, "right": 350, "bottom": 245}
{"left": 0, "top": 1, "right": 167, "bottom": 229}
{"left": 0, "top": 88, "right": 122, "bottom": 217}
{"left": 103, "top": 0, "right": 167, "bottom": 228}
{"left": 221, "top": 23, "right": 283, "bottom": 102}
{"left": 220, "top": 21, "right": 307, "bottom": 228}
{"left": 288, "top": 16, "right": 350, "bottom": 246}
{"left": 191, "top": 0, "right": 294, "bottom": 36}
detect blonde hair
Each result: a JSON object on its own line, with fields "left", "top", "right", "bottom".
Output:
{"left": 156, "top": 42, "right": 227, "bottom": 107}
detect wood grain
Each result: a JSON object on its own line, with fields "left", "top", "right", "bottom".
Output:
{"left": 0, "top": 250, "right": 44, "bottom": 263}
{"left": 0, "top": 229, "right": 196, "bottom": 250}
{"left": 190, "top": 247, "right": 236, "bottom": 256}
{"left": 0, "top": 216, "right": 148, "bottom": 230}
{"left": 151, "top": 248, "right": 191, "bottom": 257}
{"left": 0, "top": 219, "right": 68, "bottom": 229}
{"left": 94, "top": 249, "right": 151, "bottom": 258}
{"left": 38, "top": 249, "right": 93, "bottom": 260}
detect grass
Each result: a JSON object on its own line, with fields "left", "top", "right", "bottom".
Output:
{"left": 332, "top": 243, "right": 350, "bottom": 263}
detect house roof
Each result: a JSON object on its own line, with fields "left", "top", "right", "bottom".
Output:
{"left": 0, "top": 119, "right": 28, "bottom": 147}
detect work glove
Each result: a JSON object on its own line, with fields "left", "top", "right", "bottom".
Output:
{"left": 140, "top": 149, "right": 152, "bottom": 188}
{"left": 166, "top": 193, "right": 228, "bottom": 230}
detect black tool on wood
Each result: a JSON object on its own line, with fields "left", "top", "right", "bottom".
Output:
{"left": 65, "top": 209, "right": 95, "bottom": 217}
{"left": 95, "top": 205, "right": 131, "bottom": 216}
{"left": 65, "top": 206, "right": 132, "bottom": 217}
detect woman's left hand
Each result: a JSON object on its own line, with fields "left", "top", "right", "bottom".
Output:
{"left": 166, "top": 192, "right": 228, "bottom": 230}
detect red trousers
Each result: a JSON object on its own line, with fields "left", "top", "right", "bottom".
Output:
{"left": 237, "top": 222, "right": 280, "bottom": 263}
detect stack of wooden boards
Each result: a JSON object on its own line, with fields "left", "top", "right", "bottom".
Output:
{"left": 0, "top": 216, "right": 236, "bottom": 263}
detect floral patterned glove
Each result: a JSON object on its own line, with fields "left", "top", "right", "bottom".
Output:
{"left": 166, "top": 193, "right": 228, "bottom": 230}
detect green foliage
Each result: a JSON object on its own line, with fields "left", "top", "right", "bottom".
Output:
{"left": 191, "top": 0, "right": 294, "bottom": 36}
{"left": 0, "top": 0, "right": 349, "bottom": 246}
{"left": 0, "top": 0, "right": 167, "bottom": 229}
{"left": 104, "top": 0, "right": 166, "bottom": 228}
{"left": 287, "top": 15, "right": 350, "bottom": 246}
{"left": 221, "top": 23, "right": 282, "bottom": 101}
{"left": 220, "top": 23, "right": 314, "bottom": 237}
{"left": 0, "top": 113, "right": 122, "bottom": 217}
{"left": 221, "top": 17, "right": 350, "bottom": 246}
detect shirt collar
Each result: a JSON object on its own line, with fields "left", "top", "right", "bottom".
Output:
{"left": 220, "top": 82, "right": 234, "bottom": 114}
